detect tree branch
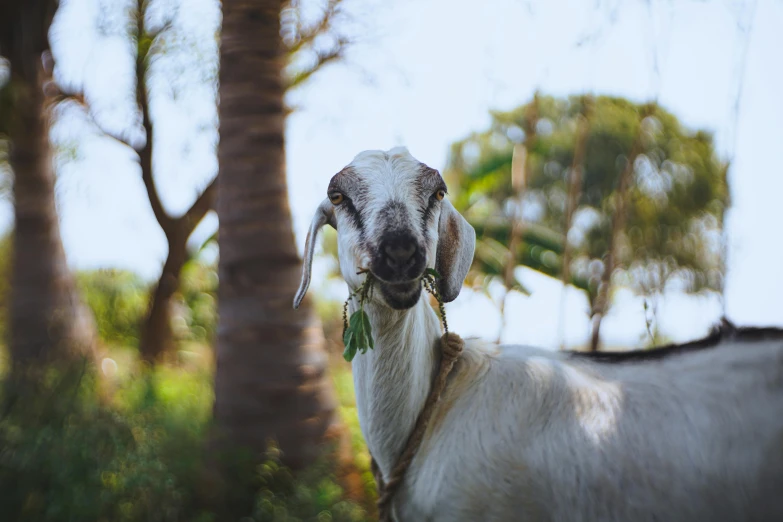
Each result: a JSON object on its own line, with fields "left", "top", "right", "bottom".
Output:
{"left": 59, "top": 86, "right": 174, "bottom": 235}
{"left": 135, "top": 0, "right": 173, "bottom": 234}
{"left": 558, "top": 96, "right": 592, "bottom": 350}
{"left": 285, "top": 40, "right": 347, "bottom": 90}
{"left": 181, "top": 176, "right": 217, "bottom": 237}
{"left": 55, "top": 92, "right": 135, "bottom": 147}
{"left": 52, "top": 0, "right": 174, "bottom": 234}
{"left": 560, "top": 97, "right": 592, "bottom": 291}
{"left": 55, "top": 81, "right": 173, "bottom": 241}
{"left": 136, "top": 85, "right": 172, "bottom": 233}
{"left": 56, "top": 2, "right": 198, "bottom": 241}
{"left": 285, "top": 0, "right": 345, "bottom": 56}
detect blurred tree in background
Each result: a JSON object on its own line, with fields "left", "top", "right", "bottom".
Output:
{"left": 59, "top": 0, "right": 348, "bottom": 363}
{"left": 0, "top": 0, "right": 370, "bottom": 518}
{"left": 0, "top": 0, "right": 97, "bottom": 371}
{"left": 213, "top": 0, "right": 340, "bottom": 474}
{"left": 446, "top": 94, "right": 728, "bottom": 349}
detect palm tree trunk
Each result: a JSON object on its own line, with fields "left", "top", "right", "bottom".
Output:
{"left": 213, "top": 0, "right": 336, "bottom": 469}
{"left": 7, "top": 60, "right": 96, "bottom": 367}
{"left": 1, "top": 0, "right": 97, "bottom": 369}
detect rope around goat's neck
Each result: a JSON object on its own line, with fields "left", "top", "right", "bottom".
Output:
{"left": 370, "top": 329, "right": 464, "bottom": 522}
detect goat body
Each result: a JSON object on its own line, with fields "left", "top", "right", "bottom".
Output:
{"left": 352, "top": 294, "right": 783, "bottom": 522}
{"left": 296, "top": 148, "right": 783, "bottom": 522}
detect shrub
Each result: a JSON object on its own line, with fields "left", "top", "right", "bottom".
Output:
{"left": 0, "top": 362, "right": 370, "bottom": 522}
{"left": 77, "top": 269, "right": 148, "bottom": 347}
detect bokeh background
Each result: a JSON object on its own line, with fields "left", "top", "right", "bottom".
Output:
{"left": 0, "top": 0, "right": 781, "bottom": 520}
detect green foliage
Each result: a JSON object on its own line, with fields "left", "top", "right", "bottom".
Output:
{"left": 252, "top": 455, "right": 368, "bottom": 522}
{"left": 0, "top": 361, "right": 370, "bottom": 522}
{"left": 73, "top": 262, "right": 217, "bottom": 350}
{"left": 446, "top": 94, "right": 729, "bottom": 304}
{"left": 341, "top": 276, "right": 375, "bottom": 362}
{"left": 0, "top": 365, "right": 208, "bottom": 522}
{"left": 77, "top": 269, "right": 148, "bottom": 347}
{"left": 329, "top": 365, "right": 376, "bottom": 505}
{"left": 0, "top": 137, "right": 10, "bottom": 197}
{"left": 341, "top": 269, "right": 446, "bottom": 362}
{"left": 343, "top": 310, "right": 373, "bottom": 362}
{"left": 283, "top": 292, "right": 378, "bottom": 509}
{"left": 176, "top": 260, "right": 217, "bottom": 343}
{"left": 0, "top": 253, "right": 216, "bottom": 359}
{"left": 137, "top": 33, "right": 154, "bottom": 64}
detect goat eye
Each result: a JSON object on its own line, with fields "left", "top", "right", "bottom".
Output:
{"left": 434, "top": 190, "right": 446, "bottom": 201}
{"left": 329, "top": 192, "right": 344, "bottom": 205}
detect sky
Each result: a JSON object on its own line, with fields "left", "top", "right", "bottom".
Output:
{"left": 3, "top": 0, "right": 781, "bottom": 349}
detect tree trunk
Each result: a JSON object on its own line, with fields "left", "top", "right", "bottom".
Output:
{"left": 498, "top": 143, "right": 529, "bottom": 344}
{"left": 498, "top": 100, "right": 537, "bottom": 344}
{"left": 213, "top": 0, "right": 337, "bottom": 469}
{"left": 137, "top": 184, "right": 217, "bottom": 363}
{"left": 139, "top": 234, "right": 187, "bottom": 363}
{"left": 133, "top": 0, "right": 218, "bottom": 363}
{"left": 589, "top": 106, "right": 649, "bottom": 351}
{"left": 559, "top": 99, "right": 591, "bottom": 350}
{"left": 3, "top": 0, "right": 97, "bottom": 369}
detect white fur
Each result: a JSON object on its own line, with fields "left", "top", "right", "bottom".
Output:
{"left": 300, "top": 148, "right": 783, "bottom": 521}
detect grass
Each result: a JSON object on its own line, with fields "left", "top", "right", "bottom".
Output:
{"left": 330, "top": 356, "right": 377, "bottom": 507}
{"left": 0, "top": 266, "right": 377, "bottom": 521}
{"left": 0, "top": 349, "right": 374, "bottom": 522}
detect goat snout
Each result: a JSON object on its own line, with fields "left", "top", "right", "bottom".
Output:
{"left": 372, "top": 234, "right": 425, "bottom": 282}
{"left": 383, "top": 238, "right": 416, "bottom": 268}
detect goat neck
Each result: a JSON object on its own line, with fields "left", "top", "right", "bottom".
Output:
{"left": 349, "top": 290, "right": 442, "bottom": 478}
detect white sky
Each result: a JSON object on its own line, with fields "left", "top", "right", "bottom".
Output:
{"left": 3, "top": 0, "right": 781, "bottom": 349}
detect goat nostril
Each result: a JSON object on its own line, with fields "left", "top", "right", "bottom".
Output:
{"left": 383, "top": 241, "right": 416, "bottom": 266}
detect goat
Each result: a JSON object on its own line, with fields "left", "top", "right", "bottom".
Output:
{"left": 294, "top": 147, "right": 783, "bottom": 522}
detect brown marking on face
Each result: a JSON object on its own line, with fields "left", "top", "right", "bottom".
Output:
{"left": 328, "top": 166, "right": 370, "bottom": 237}
{"left": 447, "top": 214, "right": 459, "bottom": 238}
{"left": 328, "top": 166, "right": 360, "bottom": 195}
{"left": 435, "top": 214, "right": 460, "bottom": 278}
{"left": 419, "top": 164, "right": 439, "bottom": 176}
{"left": 417, "top": 163, "right": 448, "bottom": 194}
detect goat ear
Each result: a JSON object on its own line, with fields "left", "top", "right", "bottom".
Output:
{"left": 435, "top": 198, "right": 475, "bottom": 303}
{"left": 293, "top": 199, "right": 335, "bottom": 309}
